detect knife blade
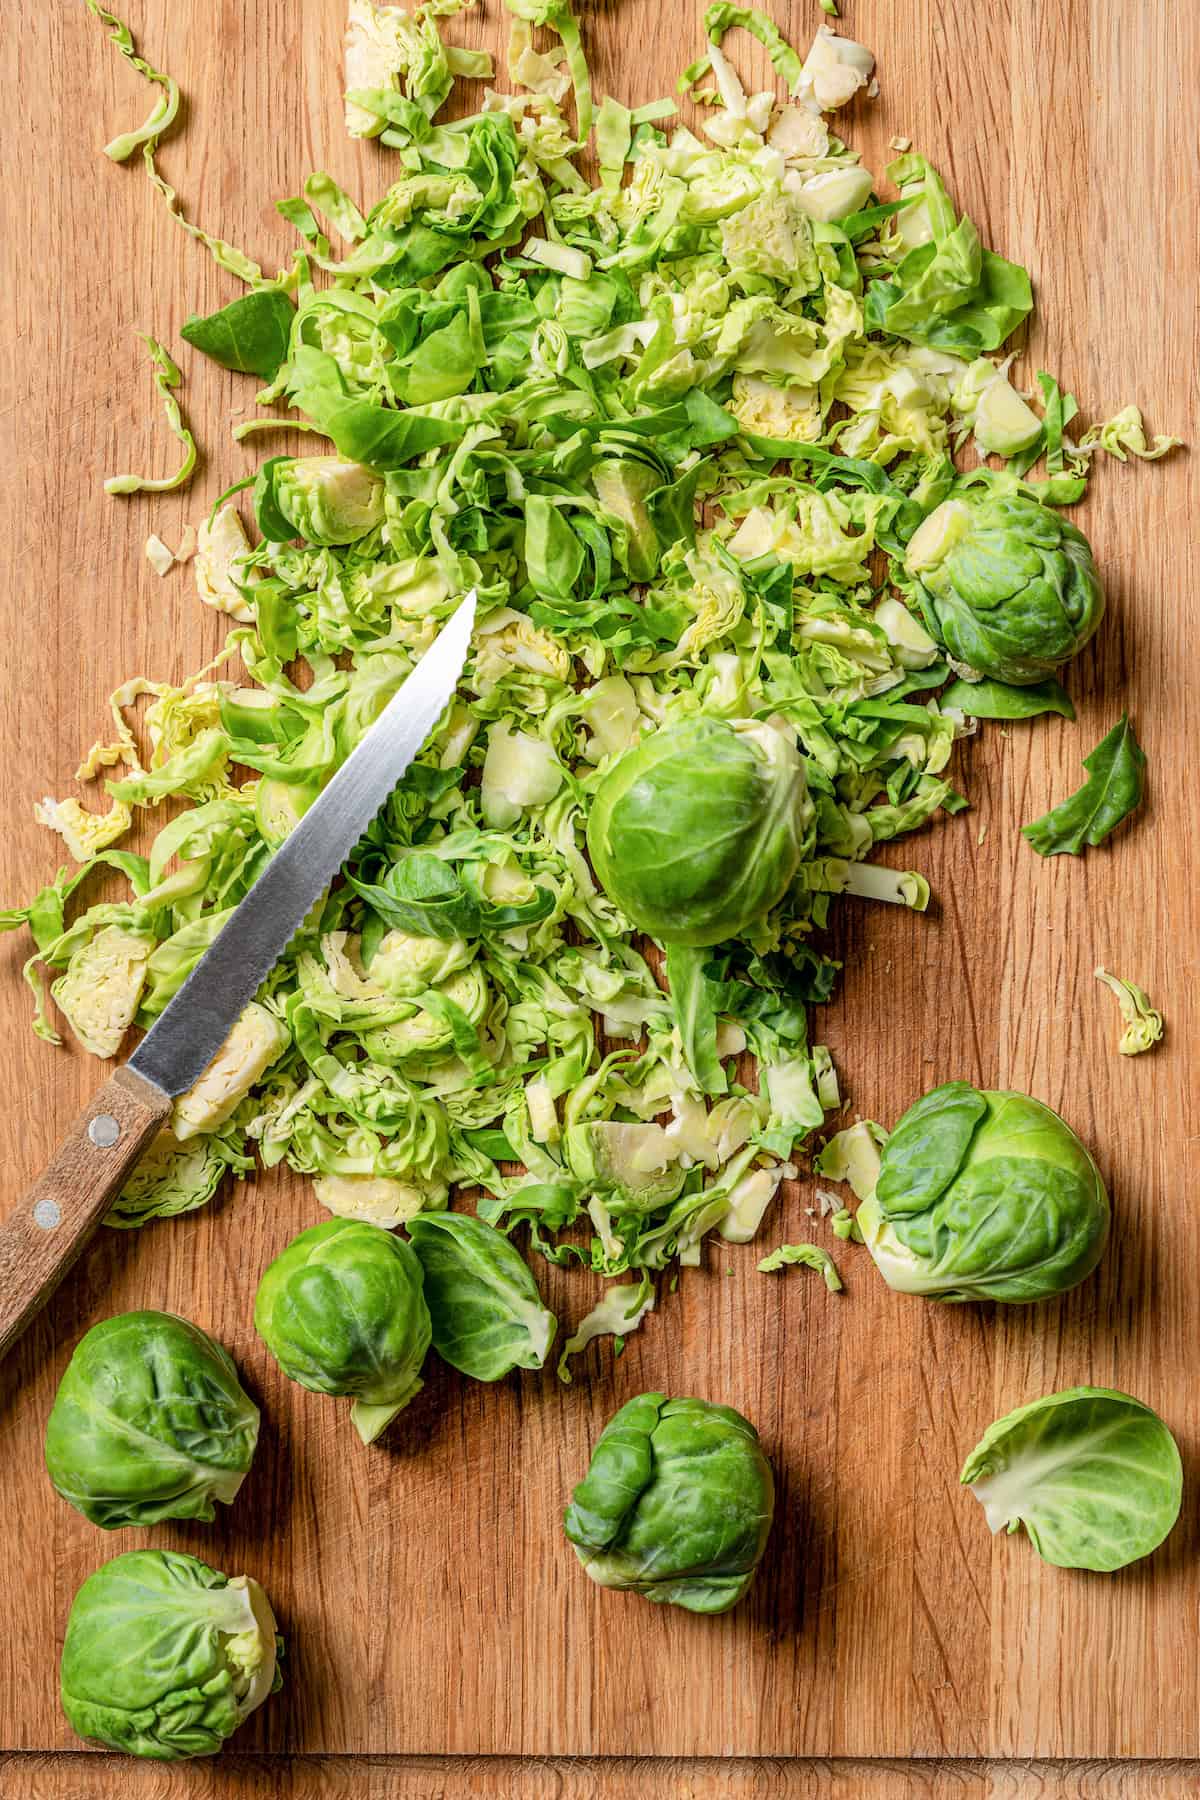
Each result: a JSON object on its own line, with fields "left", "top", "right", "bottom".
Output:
{"left": 129, "top": 589, "right": 477, "bottom": 1099}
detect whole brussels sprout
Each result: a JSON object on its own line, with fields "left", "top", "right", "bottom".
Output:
{"left": 857, "top": 1082, "right": 1109, "bottom": 1303}
{"left": 45, "top": 1311, "right": 259, "bottom": 1530}
{"left": 254, "top": 1219, "right": 431, "bottom": 1444}
{"left": 274, "top": 456, "right": 385, "bottom": 545}
{"left": 902, "top": 488, "right": 1104, "bottom": 684}
{"left": 61, "top": 1550, "right": 281, "bottom": 1760}
{"left": 564, "top": 1393, "right": 775, "bottom": 1614}
{"left": 586, "top": 717, "right": 811, "bottom": 947}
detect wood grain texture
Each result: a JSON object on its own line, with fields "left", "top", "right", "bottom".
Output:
{"left": 7, "top": 1757, "right": 1200, "bottom": 1799}
{"left": 0, "top": 0, "right": 1196, "bottom": 1773}
{"left": 0, "top": 1067, "right": 171, "bottom": 1358}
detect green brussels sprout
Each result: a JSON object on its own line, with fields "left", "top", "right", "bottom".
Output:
{"left": 857, "top": 1082, "right": 1109, "bottom": 1303}
{"left": 273, "top": 456, "right": 385, "bottom": 545}
{"left": 45, "top": 1312, "right": 259, "bottom": 1530}
{"left": 961, "top": 1387, "right": 1182, "bottom": 1571}
{"left": 586, "top": 717, "right": 811, "bottom": 947}
{"left": 903, "top": 489, "right": 1104, "bottom": 684}
{"left": 254, "top": 1219, "right": 431, "bottom": 1444}
{"left": 564, "top": 1393, "right": 775, "bottom": 1614}
{"left": 407, "top": 1211, "right": 557, "bottom": 1381}
{"left": 60, "top": 1550, "right": 281, "bottom": 1760}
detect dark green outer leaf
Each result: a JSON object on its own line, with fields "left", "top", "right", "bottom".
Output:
{"left": 407, "top": 1211, "right": 556, "bottom": 1380}
{"left": 180, "top": 289, "right": 295, "bottom": 379}
{"left": 564, "top": 1391, "right": 663, "bottom": 1550}
{"left": 1022, "top": 714, "right": 1146, "bottom": 856}
{"left": 941, "top": 676, "right": 1075, "bottom": 722}
{"left": 876, "top": 1081, "right": 988, "bottom": 1217}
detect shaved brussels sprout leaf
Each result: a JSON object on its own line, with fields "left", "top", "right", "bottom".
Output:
{"left": 1022, "top": 715, "right": 1146, "bottom": 856}
{"left": 557, "top": 1276, "right": 654, "bottom": 1383}
{"left": 105, "top": 335, "right": 197, "bottom": 497}
{"left": 758, "top": 1241, "right": 842, "bottom": 1290}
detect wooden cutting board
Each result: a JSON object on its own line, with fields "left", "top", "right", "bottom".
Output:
{"left": 1, "top": 0, "right": 1196, "bottom": 1780}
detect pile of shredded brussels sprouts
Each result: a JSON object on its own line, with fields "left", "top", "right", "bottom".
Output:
{"left": 5, "top": 0, "right": 1177, "bottom": 1369}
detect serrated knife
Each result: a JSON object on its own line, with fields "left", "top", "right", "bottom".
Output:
{"left": 0, "top": 589, "right": 476, "bottom": 1358}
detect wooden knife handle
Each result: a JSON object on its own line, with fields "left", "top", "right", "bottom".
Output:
{"left": 0, "top": 1067, "right": 172, "bottom": 1359}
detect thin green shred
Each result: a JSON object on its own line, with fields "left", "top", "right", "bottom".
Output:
{"left": 84, "top": 0, "right": 180, "bottom": 160}
{"left": 104, "top": 335, "right": 198, "bottom": 496}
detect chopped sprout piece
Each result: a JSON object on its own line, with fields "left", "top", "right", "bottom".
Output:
{"left": 84, "top": 1, "right": 180, "bottom": 161}
{"left": 758, "top": 1240, "right": 843, "bottom": 1290}
{"left": 800, "top": 26, "right": 874, "bottom": 111}
{"left": 557, "top": 1276, "right": 655, "bottom": 1383}
{"left": 145, "top": 534, "right": 175, "bottom": 576}
{"left": 173, "top": 1004, "right": 290, "bottom": 1140}
{"left": 194, "top": 505, "right": 254, "bottom": 621}
{"left": 1094, "top": 967, "right": 1164, "bottom": 1057}
{"left": 1078, "top": 405, "right": 1182, "bottom": 464}
{"left": 53, "top": 926, "right": 154, "bottom": 1057}
{"left": 814, "top": 1120, "right": 887, "bottom": 1202}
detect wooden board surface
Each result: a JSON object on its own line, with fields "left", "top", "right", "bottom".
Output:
{"left": 1, "top": 0, "right": 1196, "bottom": 1776}
{"left": 7, "top": 1754, "right": 1200, "bottom": 1800}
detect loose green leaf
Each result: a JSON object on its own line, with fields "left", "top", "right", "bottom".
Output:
{"left": 940, "top": 677, "right": 1075, "bottom": 722}
{"left": 962, "top": 1387, "right": 1182, "bottom": 1572}
{"left": 407, "top": 1210, "right": 557, "bottom": 1379}
{"left": 1022, "top": 715, "right": 1147, "bottom": 856}
{"left": 180, "top": 290, "right": 296, "bottom": 379}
